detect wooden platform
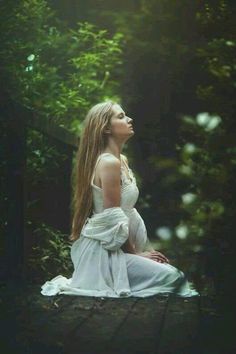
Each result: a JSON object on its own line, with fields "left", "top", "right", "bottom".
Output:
{"left": 0, "top": 284, "right": 225, "bottom": 354}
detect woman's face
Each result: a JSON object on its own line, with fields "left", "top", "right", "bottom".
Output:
{"left": 107, "top": 104, "right": 134, "bottom": 140}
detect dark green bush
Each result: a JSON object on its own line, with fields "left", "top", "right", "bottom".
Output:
{"left": 27, "top": 222, "right": 73, "bottom": 282}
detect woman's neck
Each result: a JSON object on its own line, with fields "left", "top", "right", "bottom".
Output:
{"left": 103, "top": 141, "right": 124, "bottom": 159}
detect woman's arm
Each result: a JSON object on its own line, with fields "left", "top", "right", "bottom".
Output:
{"left": 99, "top": 155, "right": 121, "bottom": 208}
{"left": 99, "top": 155, "right": 137, "bottom": 253}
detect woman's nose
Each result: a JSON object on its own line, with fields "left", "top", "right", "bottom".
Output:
{"left": 127, "top": 116, "right": 133, "bottom": 123}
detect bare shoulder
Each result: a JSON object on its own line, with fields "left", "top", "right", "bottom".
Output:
{"left": 96, "top": 153, "right": 121, "bottom": 182}
{"left": 97, "top": 154, "right": 121, "bottom": 208}
{"left": 99, "top": 153, "right": 121, "bottom": 171}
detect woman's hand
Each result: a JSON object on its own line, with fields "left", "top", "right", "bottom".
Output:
{"left": 139, "top": 250, "right": 170, "bottom": 264}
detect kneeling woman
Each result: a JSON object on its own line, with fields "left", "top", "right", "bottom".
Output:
{"left": 41, "top": 101, "right": 199, "bottom": 298}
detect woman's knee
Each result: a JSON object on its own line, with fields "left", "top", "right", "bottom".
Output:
{"left": 167, "top": 267, "right": 185, "bottom": 282}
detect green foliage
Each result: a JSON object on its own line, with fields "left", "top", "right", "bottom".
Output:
{"left": 94, "top": 0, "right": 235, "bottom": 295}
{"left": 177, "top": 112, "right": 225, "bottom": 235}
{"left": 26, "top": 129, "right": 69, "bottom": 185}
{"left": 27, "top": 222, "right": 73, "bottom": 282}
{"left": 2, "top": 0, "right": 235, "bottom": 296}
{"left": 196, "top": 1, "right": 236, "bottom": 118}
{"left": 1, "top": 0, "right": 124, "bottom": 281}
{"left": 1, "top": 0, "right": 124, "bottom": 134}
{"left": 178, "top": 1, "right": 236, "bottom": 296}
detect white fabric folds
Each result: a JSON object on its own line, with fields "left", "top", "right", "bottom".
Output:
{"left": 41, "top": 207, "right": 133, "bottom": 297}
{"left": 125, "top": 207, "right": 147, "bottom": 252}
{"left": 81, "top": 207, "right": 129, "bottom": 251}
{"left": 41, "top": 206, "right": 199, "bottom": 298}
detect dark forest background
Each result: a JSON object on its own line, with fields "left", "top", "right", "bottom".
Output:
{"left": 1, "top": 0, "right": 236, "bottom": 307}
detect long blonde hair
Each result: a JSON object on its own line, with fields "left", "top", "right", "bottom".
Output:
{"left": 69, "top": 101, "right": 117, "bottom": 241}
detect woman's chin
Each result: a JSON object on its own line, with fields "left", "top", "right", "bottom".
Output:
{"left": 127, "top": 131, "right": 134, "bottom": 139}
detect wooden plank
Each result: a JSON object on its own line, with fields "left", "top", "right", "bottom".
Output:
{"left": 110, "top": 295, "right": 169, "bottom": 354}
{"left": 196, "top": 295, "right": 228, "bottom": 354}
{"left": 3, "top": 285, "right": 225, "bottom": 354}
{"left": 16, "top": 292, "right": 97, "bottom": 353}
{"left": 4, "top": 289, "right": 70, "bottom": 353}
{"left": 64, "top": 295, "right": 169, "bottom": 354}
{"left": 0, "top": 285, "right": 95, "bottom": 353}
{"left": 16, "top": 296, "right": 73, "bottom": 353}
{"left": 157, "top": 295, "right": 200, "bottom": 354}
{"left": 66, "top": 297, "right": 139, "bottom": 354}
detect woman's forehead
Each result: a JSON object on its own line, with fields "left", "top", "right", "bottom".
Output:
{"left": 112, "top": 104, "right": 124, "bottom": 115}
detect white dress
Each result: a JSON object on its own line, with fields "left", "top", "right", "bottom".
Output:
{"left": 41, "top": 153, "right": 199, "bottom": 298}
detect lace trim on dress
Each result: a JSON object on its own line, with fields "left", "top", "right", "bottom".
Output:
{"left": 120, "top": 154, "right": 137, "bottom": 186}
{"left": 120, "top": 165, "right": 136, "bottom": 187}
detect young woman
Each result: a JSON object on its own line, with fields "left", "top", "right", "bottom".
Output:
{"left": 41, "top": 101, "right": 199, "bottom": 297}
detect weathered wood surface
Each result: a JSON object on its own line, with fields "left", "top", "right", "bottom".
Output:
{"left": 0, "top": 284, "right": 223, "bottom": 354}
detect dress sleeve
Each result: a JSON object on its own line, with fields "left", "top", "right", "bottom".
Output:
{"left": 81, "top": 207, "right": 129, "bottom": 251}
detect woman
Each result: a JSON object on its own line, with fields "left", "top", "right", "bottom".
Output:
{"left": 41, "top": 101, "right": 199, "bottom": 297}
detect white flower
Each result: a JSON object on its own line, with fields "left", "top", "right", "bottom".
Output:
{"left": 25, "top": 65, "right": 33, "bottom": 72}
{"left": 205, "top": 115, "right": 222, "bottom": 131}
{"left": 155, "top": 226, "right": 172, "bottom": 241}
{"left": 175, "top": 225, "right": 189, "bottom": 239}
{"left": 196, "top": 112, "right": 222, "bottom": 131}
{"left": 196, "top": 112, "right": 211, "bottom": 126}
{"left": 226, "top": 41, "right": 235, "bottom": 47}
{"left": 183, "top": 143, "right": 197, "bottom": 154}
{"left": 181, "top": 193, "right": 197, "bottom": 204}
{"left": 27, "top": 54, "right": 35, "bottom": 61}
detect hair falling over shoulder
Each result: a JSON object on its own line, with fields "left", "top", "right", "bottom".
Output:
{"left": 69, "top": 101, "right": 116, "bottom": 242}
